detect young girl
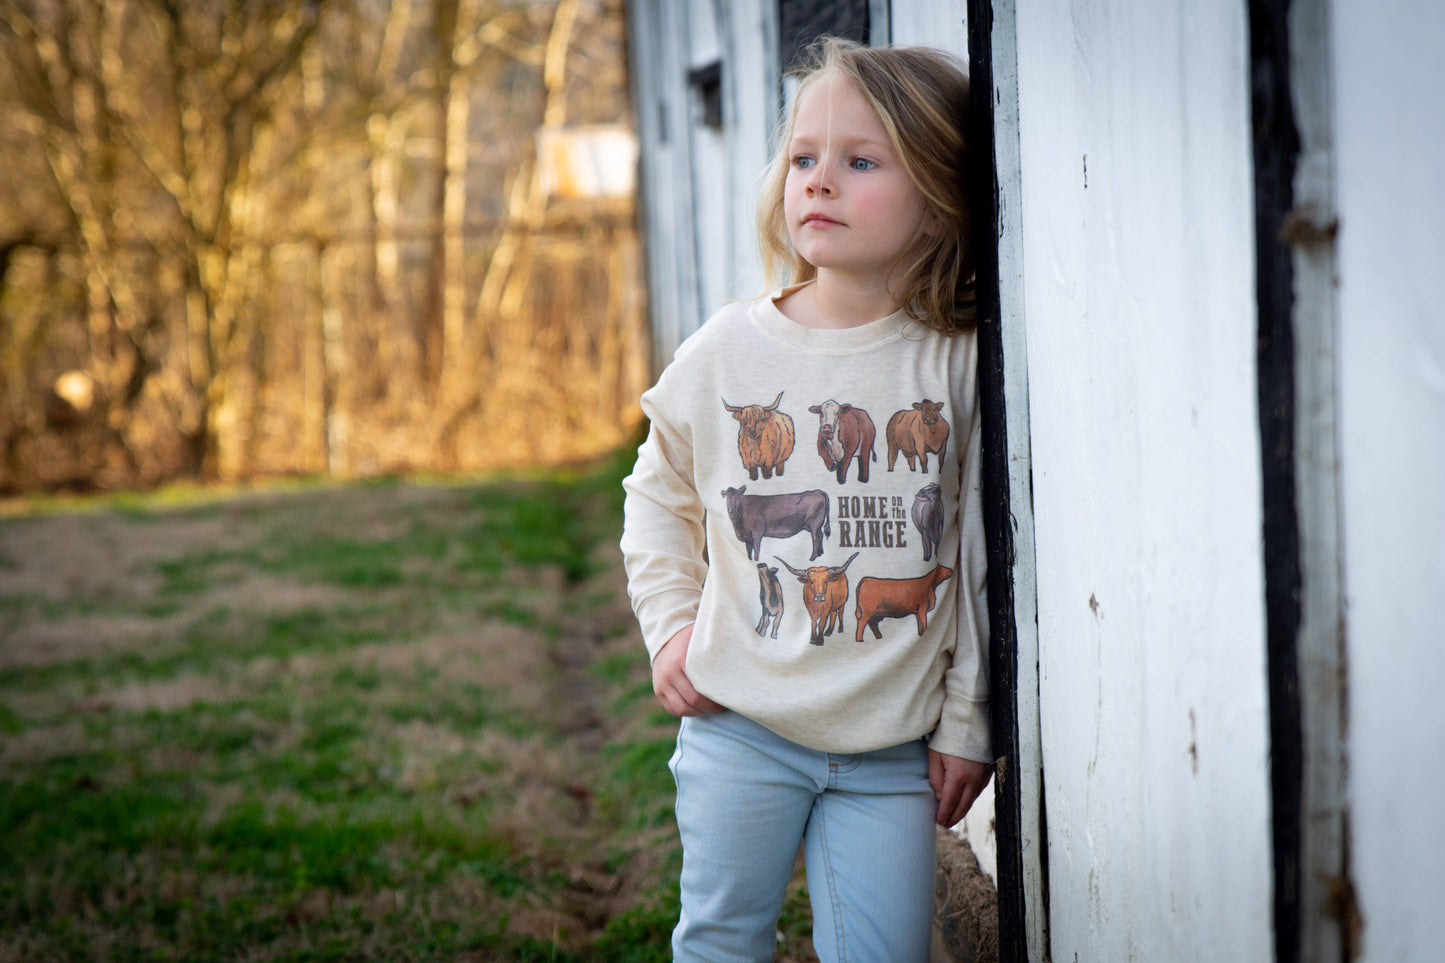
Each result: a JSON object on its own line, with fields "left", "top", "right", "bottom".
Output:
{"left": 621, "top": 37, "right": 992, "bottom": 962}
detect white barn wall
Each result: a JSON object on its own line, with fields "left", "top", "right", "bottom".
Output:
{"left": 626, "top": 1, "right": 776, "bottom": 365}
{"left": 886, "top": 4, "right": 967, "bottom": 54}
{"left": 1333, "top": 2, "right": 1445, "bottom": 960}
{"left": 626, "top": 0, "right": 699, "bottom": 368}
{"left": 1011, "top": 3, "right": 1273, "bottom": 958}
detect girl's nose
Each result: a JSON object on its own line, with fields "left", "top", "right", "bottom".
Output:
{"left": 805, "top": 160, "right": 833, "bottom": 196}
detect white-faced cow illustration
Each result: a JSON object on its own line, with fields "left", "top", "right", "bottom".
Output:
{"left": 755, "top": 563, "right": 784, "bottom": 638}
{"left": 911, "top": 483, "right": 944, "bottom": 562}
{"left": 808, "top": 400, "right": 877, "bottom": 484}
{"left": 722, "top": 486, "right": 830, "bottom": 561}
{"left": 886, "top": 400, "right": 950, "bottom": 472}
{"left": 723, "top": 392, "right": 795, "bottom": 480}
{"left": 777, "top": 552, "right": 859, "bottom": 646}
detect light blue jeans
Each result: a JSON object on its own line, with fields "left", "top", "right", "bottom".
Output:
{"left": 668, "top": 710, "right": 937, "bottom": 963}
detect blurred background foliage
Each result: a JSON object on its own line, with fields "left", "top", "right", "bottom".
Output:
{"left": 0, "top": 0, "right": 647, "bottom": 495}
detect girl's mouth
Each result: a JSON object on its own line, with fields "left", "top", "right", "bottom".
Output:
{"left": 803, "top": 214, "right": 843, "bottom": 227}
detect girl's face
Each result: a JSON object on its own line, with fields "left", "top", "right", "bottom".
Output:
{"left": 783, "top": 71, "right": 933, "bottom": 290}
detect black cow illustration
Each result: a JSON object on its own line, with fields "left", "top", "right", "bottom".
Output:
{"left": 721, "top": 486, "right": 830, "bottom": 561}
{"left": 755, "top": 563, "right": 784, "bottom": 639}
{"left": 911, "top": 483, "right": 944, "bottom": 562}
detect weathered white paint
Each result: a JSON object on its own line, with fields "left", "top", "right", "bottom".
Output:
{"left": 1333, "top": 2, "right": 1445, "bottom": 961}
{"left": 626, "top": 0, "right": 776, "bottom": 365}
{"left": 1011, "top": 2, "right": 1273, "bottom": 958}
{"left": 683, "top": 7, "right": 728, "bottom": 321}
{"left": 887, "top": 3, "right": 967, "bottom": 57}
{"left": 715, "top": 0, "right": 778, "bottom": 304}
{"left": 625, "top": 0, "right": 700, "bottom": 368}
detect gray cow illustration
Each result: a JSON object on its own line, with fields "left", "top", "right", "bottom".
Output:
{"left": 911, "top": 483, "right": 944, "bottom": 562}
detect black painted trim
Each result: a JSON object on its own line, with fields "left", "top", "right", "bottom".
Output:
{"left": 1247, "top": 2, "right": 1304, "bottom": 961}
{"left": 966, "top": 3, "right": 1031, "bottom": 961}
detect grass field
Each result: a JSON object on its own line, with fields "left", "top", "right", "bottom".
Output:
{"left": 0, "top": 449, "right": 818, "bottom": 962}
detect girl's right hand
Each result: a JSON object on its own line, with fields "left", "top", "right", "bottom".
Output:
{"left": 652, "top": 624, "right": 726, "bottom": 717}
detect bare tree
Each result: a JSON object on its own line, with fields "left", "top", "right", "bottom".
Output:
{"left": 0, "top": 0, "right": 644, "bottom": 493}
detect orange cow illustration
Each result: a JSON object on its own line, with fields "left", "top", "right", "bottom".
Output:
{"left": 724, "top": 392, "right": 796, "bottom": 480}
{"left": 854, "top": 565, "right": 953, "bottom": 641}
{"left": 777, "top": 552, "right": 858, "bottom": 646}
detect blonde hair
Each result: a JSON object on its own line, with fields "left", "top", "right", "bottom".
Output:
{"left": 756, "top": 37, "right": 977, "bottom": 333}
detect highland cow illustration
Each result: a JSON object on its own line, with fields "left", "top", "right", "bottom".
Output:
{"left": 911, "top": 483, "right": 944, "bottom": 562}
{"left": 808, "top": 400, "right": 877, "bottom": 484}
{"left": 777, "top": 552, "right": 859, "bottom": 646}
{"left": 854, "top": 565, "right": 954, "bottom": 641}
{"left": 721, "top": 486, "right": 830, "bottom": 561}
{"left": 755, "top": 563, "right": 785, "bottom": 639}
{"left": 885, "top": 400, "right": 950, "bottom": 472}
{"left": 723, "top": 392, "right": 795, "bottom": 480}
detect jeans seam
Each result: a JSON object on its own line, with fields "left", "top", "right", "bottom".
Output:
{"left": 668, "top": 717, "right": 686, "bottom": 786}
{"left": 814, "top": 796, "right": 847, "bottom": 963}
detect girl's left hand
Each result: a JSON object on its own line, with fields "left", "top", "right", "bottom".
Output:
{"left": 928, "top": 750, "right": 994, "bottom": 827}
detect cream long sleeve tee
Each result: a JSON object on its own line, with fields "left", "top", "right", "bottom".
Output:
{"left": 620, "top": 285, "right": 992, "bottom": 762}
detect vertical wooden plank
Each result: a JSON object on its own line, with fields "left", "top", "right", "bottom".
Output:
{"left": 1003, "top": 1, "right": 1271, "bottom": 958}
{"left": 1282, "top": 3, "right": 1352, "bottom": 959}
{"left": 626, "top": 0, "right": 701, "bottom": 367}
{"left": 1246, "top": 1, "right": 1352, "bottom": 958}
{"left": 889, "top": 3, "right": 967, "bottom": 54}
{"left": 717, "top": 0, "right": 778, "bottom": 303}
{"left": 966, "top": 0, "right": 1047, "bottom": 959}
{"left": 868, "top": 0, "right": 891, "bottom": 45}
{"left": 1333, "top": 3, "right": 1445, "bottom": 961}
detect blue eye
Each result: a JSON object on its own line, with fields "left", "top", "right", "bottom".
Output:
{"left": 792, "top": 155, "right": 815, "bottom": 169}
{"left": 850, "top": 157, "right": 877, "bottom": 171}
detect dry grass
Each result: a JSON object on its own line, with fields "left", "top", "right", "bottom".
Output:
{"left": 0, "top": 453, "right": 729, "bottom": 961}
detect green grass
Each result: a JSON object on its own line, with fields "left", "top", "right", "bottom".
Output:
{"left": 0, "top": 445, "right": 743, "bottom": 961}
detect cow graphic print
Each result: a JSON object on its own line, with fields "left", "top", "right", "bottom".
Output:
{"left": 723, "top": 392, "right": 795, "bottom": 480}
{"left": 720, "top": 394, "right": 954, "bottom": 645}
{"left": 885, "top": 400, "right": 949, "bottom": 472}
{"left": 807, "top": 400, "right": 877, "bottom": 484}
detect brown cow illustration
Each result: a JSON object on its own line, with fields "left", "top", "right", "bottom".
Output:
{"left": 723, "top": 392, "right": 795, "bottom": 480}
{"left": 809, "top": 400, "right": 877, "bottom": 484}
{"left": 777, "top": 552, "right": 859, "bottom": 646}
{"left": 755, "top": 563, "right": 785, "bottom": 639}
{"left": 885, "top": 400, "right": 950, "bottom": 472}
{"left": 854, "top": 565, "right": 953, "bottom": 641}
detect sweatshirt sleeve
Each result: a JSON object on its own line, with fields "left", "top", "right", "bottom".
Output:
{"left": 929, "top": 387, "right": 994, "bottom": 762}
{"left": 620, "top": 367, "right": 709, "bottom": 662}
